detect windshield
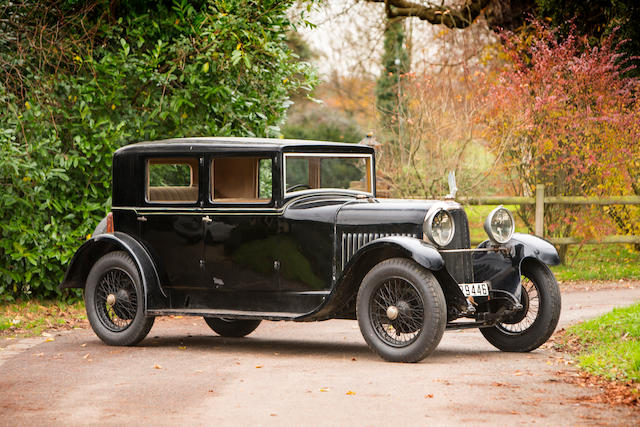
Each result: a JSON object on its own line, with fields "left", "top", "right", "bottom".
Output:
{"left": 284, "top": 153, "right": 373, "bottom": 194}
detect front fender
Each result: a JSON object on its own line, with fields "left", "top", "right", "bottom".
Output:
{"left": 473, "top": 233, "right": 559, "bottom": 305}
{"left": 509, "top": 233, "right": 560, "bottom": 266}
{"left": 59, "top": 232, "right": 167, "bottom": 311}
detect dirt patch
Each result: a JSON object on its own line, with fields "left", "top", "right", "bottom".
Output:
{"left": 559, "top": 280, "right": 639, "bottom": 292}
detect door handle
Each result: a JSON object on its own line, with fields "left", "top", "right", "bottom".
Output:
{"left": 137, "top": 216, "right": 147, "bottom": 222}
{"left": 202, "top": 215, "right": 212, "bottom": 224}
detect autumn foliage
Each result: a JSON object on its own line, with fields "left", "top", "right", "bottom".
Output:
{"left": 483, "top": 21, "right": 640, "bottom": 241}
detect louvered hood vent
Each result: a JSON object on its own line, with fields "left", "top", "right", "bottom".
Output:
{"left": 341, "top": 232, "right": 419, "bottom": 270}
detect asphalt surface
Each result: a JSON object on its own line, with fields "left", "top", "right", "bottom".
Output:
{"left": 1, "top": 283, "right": 639, "bottom": 426}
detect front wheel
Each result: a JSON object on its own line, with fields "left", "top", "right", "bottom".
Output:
{"left": 356, "top": 258, "right": 446, "bottom": 363}
{"left": 85, "top": 251, "right": 155, "bottom": 346}
{"left": 203, "top": 317, "right": 261, "bottom": 337}
{"left": 480, "top": 260, "right": 561, "bottom": 352}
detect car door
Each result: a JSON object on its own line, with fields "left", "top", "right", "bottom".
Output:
{"left": 201, "top": 154, "right": 281, "bottom": 312}
{"left": 138, "top": 156, "right": 205, "bottom": 290}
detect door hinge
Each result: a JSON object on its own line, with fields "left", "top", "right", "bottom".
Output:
{"left": 202, "top": 215, "right": 212, "bottom": 223}
{"left": 199, "top": 259, "right": 205, "bottom": 270}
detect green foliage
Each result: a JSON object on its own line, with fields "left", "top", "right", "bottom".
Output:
{"left": 0, "top": 0, "right": 316, "bottom": 300}
{"left": 258, "top": 158, "right": 272, "bottom": 199}
{"left": 563, "top": 302, "right": 640, "bottom": 383}
{"left": 550, "top": 244, "right": 640, "bottom": 282}
{"left": 149, "top": 163, "right": 192, "bottom": 187}
{"left": 282, "top": 104, "right": 363, "bottom": 143}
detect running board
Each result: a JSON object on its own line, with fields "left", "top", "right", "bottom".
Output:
{"left": 146, "top": 308, "right": 305, "bottom": 321}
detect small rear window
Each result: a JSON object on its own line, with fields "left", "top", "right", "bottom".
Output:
{"left": 147, "top": 158, "right": 198, "bottom": 203}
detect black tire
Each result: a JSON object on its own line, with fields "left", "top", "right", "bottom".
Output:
{"left": 356, "top": 258, "right": 446, "bottom": 363}
{"left": 203, "top": 317, "right": 261, "bottom": 337}
{"left": 480, "top": 260, "right": 561, "bottom": 352}
{"left": 84, "top": 251, "right": 155, "bottom": 346}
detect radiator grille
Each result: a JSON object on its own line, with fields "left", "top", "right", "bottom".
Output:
{"left": 441, "top": 209, "right": 474, "bottom": 283}
{"left": 338, "top": 209, "right": 473, "bottom": 284}
{"left": 341, "top": 232, "right": 419, "bottom": 270}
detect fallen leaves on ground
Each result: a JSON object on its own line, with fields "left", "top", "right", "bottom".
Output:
{"left": 0, "top": 301, "right": 88, "bottom": 338}
{"left": 555, "top": 370, "right": 639, "bottom": 406}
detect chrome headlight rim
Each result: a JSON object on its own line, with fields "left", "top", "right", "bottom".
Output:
{"left": 424, "top": 205, "right": 455, "bottom": 247}
{"left": 484, "top": 205, "right": 515, "bottom": 244}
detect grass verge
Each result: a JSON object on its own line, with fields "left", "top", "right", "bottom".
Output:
{"left": 0, "top": 300, "right": 87, "bottom": 338}
{"left": 556, "top": 302, "right": 640, "bottom": 404}
{"left": 551, "top": 244, "right": 640, "bottom": 282}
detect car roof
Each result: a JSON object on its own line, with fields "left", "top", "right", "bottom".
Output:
{"left": 115, "top": 137, "right": 374, "bottom": 155}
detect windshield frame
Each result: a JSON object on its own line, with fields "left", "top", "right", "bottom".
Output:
{"left": 282, "top": 152, "right": 375, "bottom": 197}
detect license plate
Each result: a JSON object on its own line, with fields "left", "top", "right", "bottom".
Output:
{"left": 458, "top": 282, "right": 489, "bottom": 297}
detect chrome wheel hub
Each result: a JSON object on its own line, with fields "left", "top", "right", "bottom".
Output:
{"left": 386, "top": 305, "right": 399, "bottom": 320}
{"left": 106, "top": 293, "right": 116, "bottom": 307}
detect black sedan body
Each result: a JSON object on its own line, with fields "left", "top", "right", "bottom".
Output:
{"left": 61, "top": 138, "right": 561, "bottom": 362}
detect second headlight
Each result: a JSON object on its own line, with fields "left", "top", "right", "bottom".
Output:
{"left": 484, "top": 206, "right": 515, "bottom": 244}
{"left": 424, "top": 206, "right": 455, "bottom": 247}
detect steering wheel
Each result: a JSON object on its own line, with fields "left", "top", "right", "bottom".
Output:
{"left": 286, "top": 184, "right": 312, "bottom": 192}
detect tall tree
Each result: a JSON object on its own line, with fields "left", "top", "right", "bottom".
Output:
{"left": 375, "top": 19, "right": 410, "bottom": 143}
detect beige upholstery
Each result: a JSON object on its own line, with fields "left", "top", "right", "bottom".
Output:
{"left": 148, "top": 186, "right": 198, "bottom": 202}
{"left": 213, "top": 157, "right": 258, "bottom": 199}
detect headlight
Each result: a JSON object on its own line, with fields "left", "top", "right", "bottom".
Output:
{"left": 484, "top": 206, "right": 515, "bottom": 244}
{"left": 424, "top": 207, "right": 455, "bottom": 247}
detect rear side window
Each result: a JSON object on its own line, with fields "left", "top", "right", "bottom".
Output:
{"left": 147, "top": 158, "right": 199, "bottom": 203}
{"left": 211, "top": 156, "right": 272, "bottom": 203}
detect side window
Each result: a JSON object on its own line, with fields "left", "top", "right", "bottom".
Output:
{"left": 211, "top": 156, "right": 272, "bottom": 203}
{"left": 147, "top": 158, "right": 199, "bottom": 203}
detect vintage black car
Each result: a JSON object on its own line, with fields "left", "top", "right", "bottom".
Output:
{"left": 61, "top": 137, "right": 561, "bottom": 363}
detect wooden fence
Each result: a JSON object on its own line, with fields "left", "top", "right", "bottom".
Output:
{"left": 457, "top": 184, "right": 640, "bottom": 245}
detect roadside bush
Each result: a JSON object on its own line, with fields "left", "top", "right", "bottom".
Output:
{"left": 482, "top": 20, "right": 640, "bottom": 242}
{"left": 0, "top": 0, "right": 316, "bottom": 300}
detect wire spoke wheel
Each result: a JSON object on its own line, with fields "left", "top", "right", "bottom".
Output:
{"left": 94, "top": 268, "right": 137, "bottom": 332}
{"left": 370, "top": 278, "right": 424, "bottom": 347}
{"left": 497, "top": 276, "right": 540, "bottom": 334}
{"left": 479, "top": 261, "right": 561, "bottom": 353}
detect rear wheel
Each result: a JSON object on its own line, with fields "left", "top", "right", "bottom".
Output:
{"left": 203, "top": 317, "right": 261, "bottom": 337}
{"left": 480, "top": 260, "right": 561, "bottom": 352}
{"left": 356, "top": 258, "right": 446, "bottom": 363}
{"left": 85, "top": 251, "right": 154, "bottom": 346}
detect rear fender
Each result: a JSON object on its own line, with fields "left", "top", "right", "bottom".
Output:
{"left": 59, "top": 232, "right": 167, "bottom": 311}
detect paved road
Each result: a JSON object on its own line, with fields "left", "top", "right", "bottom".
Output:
{"left": 1, "top": 283, "right": 639, "bottom": 426}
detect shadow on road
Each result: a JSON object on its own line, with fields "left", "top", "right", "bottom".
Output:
{"left": 135, "top": 334, "right": 499, "bottom": 362}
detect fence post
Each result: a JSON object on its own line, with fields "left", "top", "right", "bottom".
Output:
{"left": 535, "top": 184, "right": 544, "bottom": 237}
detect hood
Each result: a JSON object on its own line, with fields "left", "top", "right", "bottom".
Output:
{"left": 337, "top": 198, "right": 461, "bottom": 227}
